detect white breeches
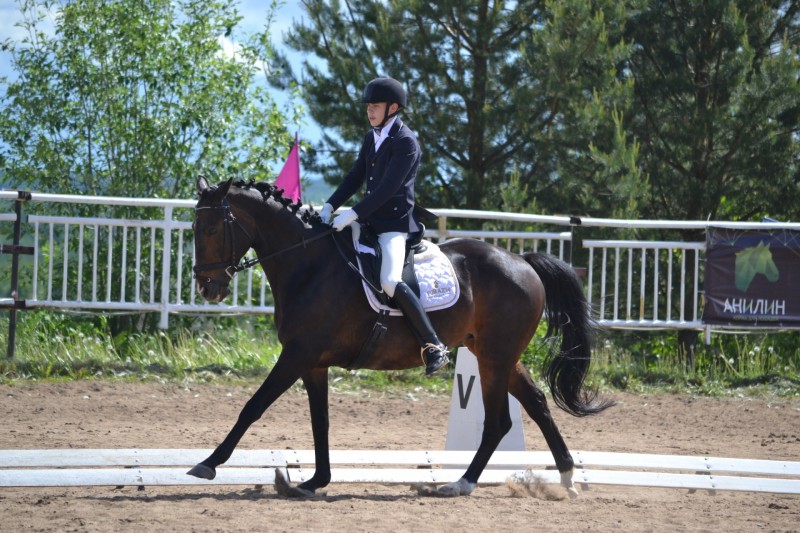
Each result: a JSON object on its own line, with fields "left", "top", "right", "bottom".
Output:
{"left": 378, "top": 231, "right": 408, "bottom": 298}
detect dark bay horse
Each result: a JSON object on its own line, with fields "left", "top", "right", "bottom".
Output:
{"left": 187, "top": 176, "right": 613, "bottom": 497}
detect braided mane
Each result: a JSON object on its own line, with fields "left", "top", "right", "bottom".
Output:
{"left": 232, "top": 179, "right": 323, "bottom": 226}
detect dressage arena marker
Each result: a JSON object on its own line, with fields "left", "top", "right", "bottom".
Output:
{"left": 1, "top": 449, "right": 799, "bottom": 494}
{"left": 445, "top": 347, "right": 526, "bottom": 452}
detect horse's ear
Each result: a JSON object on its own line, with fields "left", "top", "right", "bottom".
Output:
{"left": 217, "top": 177, "right": 234, "bottom": 199}
{"left": 197, "top": 175, "right": 210, "bottom": 193}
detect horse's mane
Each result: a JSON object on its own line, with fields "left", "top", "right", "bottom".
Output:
{"left": 231, "top": 179, "right": 324, "bottom": 227}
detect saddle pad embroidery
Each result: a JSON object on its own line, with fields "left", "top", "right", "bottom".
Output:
{"left": 351, "top": 225, "right": 460, "bottom": 316}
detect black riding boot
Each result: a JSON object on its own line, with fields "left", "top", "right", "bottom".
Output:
{"left": 392, "top": 282, "right": 450, "bottom": 376}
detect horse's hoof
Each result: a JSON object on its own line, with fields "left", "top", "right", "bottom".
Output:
{"left": 436, "top": 478, "right": 476, "bottom": 497}
{"left": 187, "top": 463, "right": 216, "bottom": 480}
{"left": 274, "top": 468, "right": 316, "bottom": 498}
{"left": 561, "top": 470, "right": 579, "bottom": 499}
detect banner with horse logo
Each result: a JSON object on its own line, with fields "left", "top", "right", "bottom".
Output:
{"left": 703, "top": 227, "right": 800, "bottom": 326}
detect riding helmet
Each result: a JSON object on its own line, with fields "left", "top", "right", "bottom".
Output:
{"left": 361, "top": 77, "right": 407, "bottom": 108}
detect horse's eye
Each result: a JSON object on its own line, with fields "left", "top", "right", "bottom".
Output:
{"left": 206, "top": 226, "right": 218, "bottom": 236}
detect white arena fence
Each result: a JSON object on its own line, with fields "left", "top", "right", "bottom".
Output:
{"left": 3, "top": 191, "right": 800, "bottom": 337}
{"left": 1, "top": 448, "right": 798, "bottom": 494}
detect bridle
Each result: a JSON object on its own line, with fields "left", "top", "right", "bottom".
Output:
{"left": 192, "top": 198, "right": 253, "bottom": 282}
{"left": 192, "top": 197, "right": 336, "bottom": 283}
{"left": 193, "top": 195, "right": 390, "bottom": 298}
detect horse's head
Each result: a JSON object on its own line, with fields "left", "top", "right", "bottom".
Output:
{"left": 193, "top": 176, "right": 253, "bottom": 302}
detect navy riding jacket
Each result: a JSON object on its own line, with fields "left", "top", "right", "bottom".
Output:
{"left": 326, "top": 119, "right": 422, "bottom": 234}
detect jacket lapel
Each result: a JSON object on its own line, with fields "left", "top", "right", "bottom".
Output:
{"left": 369, "top": 119, "right": 403, "bottom": 163}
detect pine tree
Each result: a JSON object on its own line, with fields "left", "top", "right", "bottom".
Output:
{"left": 283, "top": 0, "right": 641, "bottom": 213}
{"left": 627, "top": 0, "right": 800, "bottom": 223}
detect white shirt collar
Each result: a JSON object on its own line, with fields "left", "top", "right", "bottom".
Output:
{"left": 373, "top": 116, "right": 398, "bottom": 151}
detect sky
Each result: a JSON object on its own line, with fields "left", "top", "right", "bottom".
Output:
{"left": 0, "top": 0, "right": 324, "bottom": 143}
{"left": 0, "top": 1, "right": 311, "bottom": 73}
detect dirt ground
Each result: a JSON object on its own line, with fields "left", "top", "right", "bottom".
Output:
{"left": 1, "top": 380, "right": 799, "bottom": 532}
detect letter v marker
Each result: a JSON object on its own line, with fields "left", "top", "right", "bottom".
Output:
{"left": 445, "top": 347, "right": 525, "bottom": 451}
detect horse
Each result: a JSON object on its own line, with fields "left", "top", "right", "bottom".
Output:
{"left": 187, "top": 176, "right": 613, "bottom": 498}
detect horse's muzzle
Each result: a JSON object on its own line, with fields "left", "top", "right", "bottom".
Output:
{"left": 195, "top": 277, "right": 230, "bottom": 303}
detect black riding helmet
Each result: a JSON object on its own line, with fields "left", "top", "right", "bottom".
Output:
{"left": 361, "top": 77, "right": 406, "bottom": 129}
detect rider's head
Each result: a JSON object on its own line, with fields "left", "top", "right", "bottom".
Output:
{"left": 361, "top": 77, "right": 406, "bottom": 130}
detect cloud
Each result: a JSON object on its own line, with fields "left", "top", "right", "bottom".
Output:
{"left": 216, "top": 34, "right": 241, "bottom": 62}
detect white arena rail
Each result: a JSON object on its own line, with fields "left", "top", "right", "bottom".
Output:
{"left": 5, "top": 190, "right": 800, "bottom": 333}
{"left": 583, "top": 239, "right": 706, "bottom": 329}
{"left": 0, "top": 449, "right": 798, "bottom": 494}
{"left": 0, "top": 191, "right": 571, "bottom": 328}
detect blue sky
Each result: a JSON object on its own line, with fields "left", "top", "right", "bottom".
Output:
{"left": 0, "top": 0, "right": 323, "bottom": 142}
{"left": 0, "top": 1, "right": 310, "bottom": 70}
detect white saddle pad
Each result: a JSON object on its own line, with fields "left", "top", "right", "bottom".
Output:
{"left": 351, "top": 224, "right": 460, "bottom": 316}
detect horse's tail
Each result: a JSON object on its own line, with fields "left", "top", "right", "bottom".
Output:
{"left": 524, "top": 252, "right": 615, "bottom": 417}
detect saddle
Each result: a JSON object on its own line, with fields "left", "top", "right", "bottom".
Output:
{"left": 338, "top": 223, "right": 460, "bottom": 370}
{"left": 353, "top": 223, "right": 425, "bottom": 308}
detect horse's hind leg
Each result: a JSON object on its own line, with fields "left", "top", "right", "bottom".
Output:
{"left": 187, "top": 355, "right": 304, "bottom": 480}
{"left": 438, "top": 362, "right": 513, "bottom": 497}
{"left": 508, "top": 363, "right": 579, "bottom": 498}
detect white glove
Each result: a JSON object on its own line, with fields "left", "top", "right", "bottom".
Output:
{"left": 319, "top": 203, "right": 333, "bottom": 224}
{"left": 332, "top": 208, "right": 358, "bottom": 231}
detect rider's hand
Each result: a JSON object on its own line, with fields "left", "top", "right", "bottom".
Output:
{"left": 332, "top": 208, "right": 358, "bottom": 231}
{"left": 319, "top": 203, "right": 333, "bottom": 224}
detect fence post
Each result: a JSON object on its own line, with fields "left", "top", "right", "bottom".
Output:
{"left": 3, "top": 191, "right": 33, "bottom": 359}
{"left": 159, "top": 206, "right": 174, "bottom": 329}
{"left": 567, "top": 216, "right": 582, "bottom": 266}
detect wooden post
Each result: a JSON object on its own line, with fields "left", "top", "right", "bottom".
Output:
{"left": 3, "top": 191, "right": 33, "bottom": 359}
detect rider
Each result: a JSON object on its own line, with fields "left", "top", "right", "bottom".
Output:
{"left": 319, "top": 77, "right": 450, "bottom": 376}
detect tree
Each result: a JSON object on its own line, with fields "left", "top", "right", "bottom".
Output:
{"left": 0, "top": 0, "right": 303, "bottom": 199}
{"left": 622, "top": 0, "right": 800, "bottom": 365}
{"left": 0, "top": 0, "right": 303, "bottom": 334}
{"left": 517, "top": 0, "right": 646, "bottom": 218}
{"left": 282, "top": 0, "right": 642, "bottom": 214}
{"left": 627, "top": 0, "right": 800, "bottom": 225}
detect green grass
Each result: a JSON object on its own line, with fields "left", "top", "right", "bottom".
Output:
{"left": 586, "top": 330, "right": 800, "bottom": 397}
{"left": 0, "top": 312, "right": 282, "bottom": 382}
{"left": 1, "top": 312, "right": 799, "bottom": 398}
{"left": 0, "top": 312, "right": 453, "bottom": 392}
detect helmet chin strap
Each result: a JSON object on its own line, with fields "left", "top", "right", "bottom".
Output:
{"left": 374, "top": 104, "right": 400, "bottom": 132}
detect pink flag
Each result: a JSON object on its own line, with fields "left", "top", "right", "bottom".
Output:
{"left": 274, "top": 134, "right": 302, "bottom": 203}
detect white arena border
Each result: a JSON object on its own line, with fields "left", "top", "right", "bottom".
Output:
{"left": 1, "top": 449, "right": 799, "bottom": 494}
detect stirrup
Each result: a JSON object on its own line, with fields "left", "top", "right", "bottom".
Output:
{"left": 421, "top": 343, "right": 450, "bottom": 376}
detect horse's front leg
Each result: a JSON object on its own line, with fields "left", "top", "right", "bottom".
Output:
{"left": 275, "top": 367, "right": 331, "bottom": 497}
{"left": 508, "top": 364, "right": 579, "bottom": 498}
{"left": 299, "top": 367, "right": 331, "bottom": 491}
{"left": 187, "top": 355, "right": 303, "bottom": 480}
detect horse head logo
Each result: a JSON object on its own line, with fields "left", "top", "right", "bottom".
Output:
{"left": 734, "top": 241, "right": 779, "bottom": 292}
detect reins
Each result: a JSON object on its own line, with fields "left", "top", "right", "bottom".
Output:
{"left": 330, "top": 229, "right": 386, "bottom": 295}
{"left": 192, "top": 197, "right": 336, "bottom": 281}
{"left": 193, "top": 194, "right": 381, "bottom": 295}
{"left": 237, "top": 227, "right": 336, "bottom": 271}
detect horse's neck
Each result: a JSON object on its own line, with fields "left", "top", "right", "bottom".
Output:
{"left": 231, "top": 190, "right": 333, "bottom": 298}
